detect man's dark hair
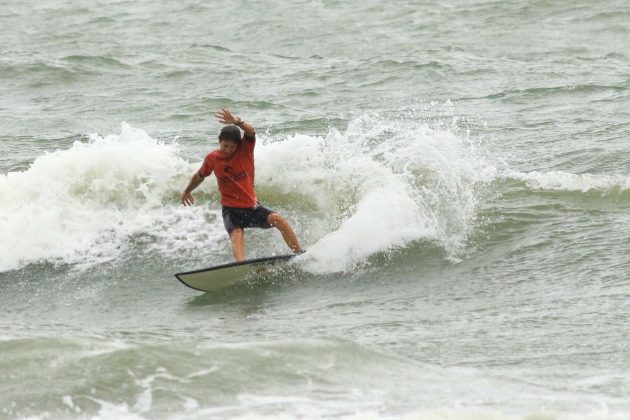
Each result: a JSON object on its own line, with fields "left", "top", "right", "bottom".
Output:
{"left": 219, "top": 125, "right": 242, "bottom": 144}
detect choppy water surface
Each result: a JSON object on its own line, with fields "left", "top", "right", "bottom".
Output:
{"left": 1, "top": 0, "right": 630, "bottom": 418}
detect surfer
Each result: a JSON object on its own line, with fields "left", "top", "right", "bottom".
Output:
{"left": 181, "top": 108, "right": 304, "bottom": 261}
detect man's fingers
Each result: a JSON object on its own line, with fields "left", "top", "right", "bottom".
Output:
{"left": 181, "top": 194, "right": 195, "bottom": 206}
{"left": 215, "top": 110, "right": 229, "bottom": 124}
{"left": 214, "top": 108, "right": 235, "bottom": 124}
{"left": 215, "top": 108, "right": 236, "bottom": 124}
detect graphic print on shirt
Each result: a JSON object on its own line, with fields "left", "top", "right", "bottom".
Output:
{"left": 197, "top": 135, "right": 258, "bottom": 208}
{"left": 217, "top": 165, "right": 247, "bottom": 183}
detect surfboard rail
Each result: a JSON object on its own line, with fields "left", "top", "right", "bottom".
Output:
{"left": 175, "top": 255, "right": 296, "bottom": 292}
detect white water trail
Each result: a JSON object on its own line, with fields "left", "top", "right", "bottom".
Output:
{"left": 256, "top": 113, "right": 496, "bottom": 273}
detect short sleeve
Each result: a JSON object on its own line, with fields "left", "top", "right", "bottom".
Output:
{"left": 242, "top": 132, "right": 255, "bottom": 152}
{"left": 197, "top": 154, "right": 214, "bottom": 178}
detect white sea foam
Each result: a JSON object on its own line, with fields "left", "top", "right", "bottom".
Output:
{"left": 5, "top": 336, "right": 629, "bottom": 419}
{"left": 1, "top": 115, "right": 494, "bottom": 273}
{"left": 508, "top": 170, "right": 630, "bottom": 193}
{"left": 0, "top": 114, "right": 496, "bottom": 272}
{"left": 0, "top": 123, "right": 222, "bottom": 272}
{"left": 12, "top": 404, "right": 629, "bottom": 420}
{"left": 257, "top": 114, "right": 495, "bottom": 273}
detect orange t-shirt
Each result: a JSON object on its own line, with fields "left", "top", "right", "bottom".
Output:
{"left": 197, "top": 133, "right": 257, "bottom": 208}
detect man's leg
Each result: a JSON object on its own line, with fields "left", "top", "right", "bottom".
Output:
{"left": 229, "top": 228, "right": 246, "bottom": 261}
{"left": 267, "top": 213, "right": 304, "bottom": 254}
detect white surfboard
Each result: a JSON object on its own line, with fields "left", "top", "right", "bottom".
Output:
{"left": 175, "top": 255, "right": 296, "bottom": 292}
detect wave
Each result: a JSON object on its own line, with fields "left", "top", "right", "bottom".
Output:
{"left": 61, "top": 54, "right": 131, "bottom": 70}
{"left": 255, "top": 113, "right": 495, "bottom": 273}
{"left": 0, "top": 123, "right": 206, "bottom": 272}
{"left": 1, "top": 335, "right": 628, "bottom": 419}
{"left": 3, "top": 115, "right": 627, "bottom": 274}
{"left": 505, "top": 170, "right": 630, "bottom": 195}
{"left": 0, "top": 61, "right": 76, "bottom": 80}
{"left": 0, "top": 55, "right": 131, "bottom": 84}
{"left": 482, "top": 83, "right": 629, "bottom": 102}
{"left": 0, "top": 114, "right": 494, "bottom": 273}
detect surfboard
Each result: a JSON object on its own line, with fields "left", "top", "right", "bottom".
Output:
{"left": 175, "top": 255, "right": 297, "bottom": 292}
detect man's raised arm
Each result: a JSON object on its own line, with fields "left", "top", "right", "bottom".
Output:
{"left": 215, "top": 108, "right": 255, "bottom": 137}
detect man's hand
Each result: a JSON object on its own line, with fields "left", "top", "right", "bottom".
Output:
{"left": 215, "top": 107, "right": 255, "bottom": 136}
{"left": 182, "top": 173, "right": 204, "bottom": 206}
{"left": 215, "top": 108, "right": 240, "bottom": 125}
{"left": 181, "top": 191, "right": 195, "bottom": 206}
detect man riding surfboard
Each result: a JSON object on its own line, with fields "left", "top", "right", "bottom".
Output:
{"left": 181, "top": 108, "right": 304, "bottom": 261}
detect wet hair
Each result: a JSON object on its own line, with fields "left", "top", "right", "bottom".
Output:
{"left": 218, "top": 125, "right": 242, "bottom": 144}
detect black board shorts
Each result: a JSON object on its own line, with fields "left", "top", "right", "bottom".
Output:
{"left": 222, "top": 204, "right": 275, "bottom": 235}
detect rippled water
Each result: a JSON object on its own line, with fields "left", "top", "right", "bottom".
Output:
{"left": 1, "top": 0, "right": 629, "bottom": 418}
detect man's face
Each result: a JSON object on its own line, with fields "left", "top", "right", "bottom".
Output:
{"left": 219, "top": 140, "right": 239, "bottom": 158}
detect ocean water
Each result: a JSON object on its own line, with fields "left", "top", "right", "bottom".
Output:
{"left": 1, "top": 0, "right": 630, "bottom": 418}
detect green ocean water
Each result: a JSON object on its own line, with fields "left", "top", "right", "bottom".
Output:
{"left": 1, "top": 0, "right": 630, "bottom": 418}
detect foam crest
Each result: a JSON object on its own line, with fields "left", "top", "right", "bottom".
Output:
{"left": 510, "top": 170, "right": 630, "bottom": 193}
{"left": 0, "top": 123, "right": 210, "bottom": 272}
{"left": 256, "top": 113, "right": 494, "bottom": 273}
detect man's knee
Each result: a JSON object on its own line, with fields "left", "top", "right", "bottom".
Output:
{"left": 230, "top": 228, "right": 244, "bottom": 239}
{"left": 267, "top": 213, "right": 286, "bottom": 228}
